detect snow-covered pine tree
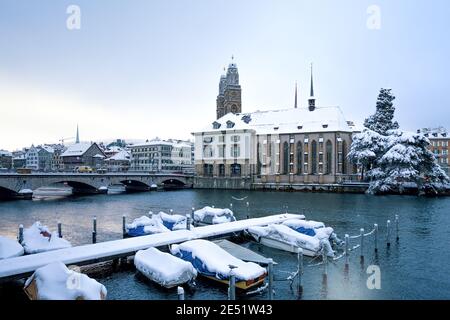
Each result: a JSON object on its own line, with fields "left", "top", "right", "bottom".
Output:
{"left": 364, "top": 89, "right": 399, "bottom": 135}
{"left": 367, "top": 130, "right": 450, "bottom": 194}
{"left": 348, "top": 129, "right": 386, "bottom": 180}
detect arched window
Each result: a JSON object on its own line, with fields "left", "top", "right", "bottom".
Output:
{"left": 283, "top": 142, "right": 289, "bottom": 174}
{"left": 326, "top": 140, "right": 332, "bottom": 174}
{"left": 342, "top": 140, "right": 347, "bottom": 174}
{"left": 296, "top": 142, "right": 302, "bottom": 174}
{"left": 311, "top": 140, "right": 317, "bottom": 174}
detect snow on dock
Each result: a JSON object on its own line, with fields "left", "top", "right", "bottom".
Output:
{"left": 0, "top": 213, "right": 301, "bottom": 281}
{"left": 213, "top": 239, "right": 276, "bottom": 266}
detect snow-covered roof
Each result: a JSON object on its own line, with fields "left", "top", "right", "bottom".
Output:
{"left": 0, "top": 150, "right": 12, "bottom": 157}
{"left": 105, "top": 146, "right": 124, "bottom": 153}
{"left": 194, "top": 106, "right": 354, "bottom": 135}
{"left": 106, "top": 150, "right": 131, "bottom": 161}
{"left": 61, "top": 143, "right": 92, "bottom": 157}
{"left": 131, "top": 140, "right": 192, "bottom": 149}
{"left": 39, "top": 145, "right": 54, "bottom": 154}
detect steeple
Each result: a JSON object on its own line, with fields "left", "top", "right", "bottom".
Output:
{"left": 294, "top": 82, "right": 298, "bottom": 109}
{"left": 76, "top": 124, "right": 80, "bottom": 143}
{"left": 308, "top": 63, "right": 316, "bottom": 111}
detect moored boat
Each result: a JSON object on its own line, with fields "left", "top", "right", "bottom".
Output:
{"left": 247, "top": 224, "right": 324, "bottom": 257}
{"left": 134, "top": 247, "right": 197, "bottom": 289}
{"left": 193, "top": 206, "right": 236, "bottom": 226}
{"left": 22, "top": 222, "right": 72, "bottom": 254}
{"left": 170, "top": 239, "right": 266, "bottom": 290}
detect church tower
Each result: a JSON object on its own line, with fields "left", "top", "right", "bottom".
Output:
{"left": 308, "top": 63, "right": 316, "bottom": 112}
{"left": 216, "top": 56, "right": 242, "bottom": 119}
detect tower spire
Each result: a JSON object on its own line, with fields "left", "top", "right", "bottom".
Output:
{"left": 308, "top": 63, "right": 316, "bottom": 111}
{"left": 76, "top": 124, "right": 80, "bottom": 144}
{"left": 294, "top": 82, "right": 298, "bottom": 109}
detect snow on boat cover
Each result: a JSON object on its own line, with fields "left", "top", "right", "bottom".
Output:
{"left": 22, "top": 222, "right": 72, "bottom": 254}
{"left": 193, "top": 206, "right": 236, "bottom": 225}
{"left": 24, "top": 261, "right": 107, "bottom": 300}
{"left": 170, "top": 239, "right": 266, "bottom": 283}
{"left": 248, "top": 224, "right": 322, "bottom": 254}
{"left": 134, "top": 247, "right": 197, "bottom": 288}
{"left": 126, "top": 212, "right": 191, "bottom": 237}
{"left": 0, "top": 236, "right": 24, "bottom": 260}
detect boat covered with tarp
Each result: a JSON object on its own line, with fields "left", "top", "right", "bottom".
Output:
{"left": 22, "top": 222, "right": 72, "bottom": 254}
{"left": 0, "top": 236, "right": 24, "bottom": 259}
{"left": 170, "top": 239, "right": 266, "bottom": 290}
{"left": 134, "top": 247, "right": 197, "bottom": 288}
{"left": 193, "top": 206, "right": 236, "bottom": 226}
{"left": 247, "top": 218, "right": 338, "bottom": 257}
{"left": 125, "top": 211, "right": 192, "bottom": 237}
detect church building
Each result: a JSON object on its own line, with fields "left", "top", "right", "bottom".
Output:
{"left": 193, "top": 59, "right": 360, "bottom": 190}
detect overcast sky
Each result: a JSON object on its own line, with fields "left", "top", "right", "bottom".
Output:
{"left": 1, "top": 0, "right": 449, "bottom": 151}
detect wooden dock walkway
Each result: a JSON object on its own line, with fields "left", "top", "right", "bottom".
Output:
{"left": 0, "top": 213, "right": 301, "bottom": 281}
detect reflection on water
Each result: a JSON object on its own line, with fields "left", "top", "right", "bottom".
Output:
{"left": 0, "top": 189, "right": 450, "bottom": 300}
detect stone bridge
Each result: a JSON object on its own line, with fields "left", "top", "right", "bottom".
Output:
{"left": 0, "top": 173, "right": 194, "bottom": 200}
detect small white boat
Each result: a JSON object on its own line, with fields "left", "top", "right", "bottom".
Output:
{"left": 247, "top": 224, "right": 323, "bottom": 257}
{"left": 171, "top": 239, "right": 266, "bottom": 290}
{"left": 125, "top": 215, "right": 170, "bottom": 237}
{"left": 22, "top": 222, "right": 72, "bottom": 254}
{"left": 193, "top": 206, "right": 236, "bottom": 226}
{"left": 134, "top": 247, "right": 197, "bottom": 288}
{"left": 23, "top": 261, "right": 107, "bottom": 300}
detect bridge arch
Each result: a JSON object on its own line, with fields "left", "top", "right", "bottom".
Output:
{"left": 160, "top": 178, "right": 190, "bottom": 190}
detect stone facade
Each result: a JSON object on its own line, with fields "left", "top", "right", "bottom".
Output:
{"left": 216, "top": 59, "right": 242, "bottom": 119}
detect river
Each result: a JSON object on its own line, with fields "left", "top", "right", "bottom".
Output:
{"left": 1, "top": 188, "right": 449, "bottom": 300}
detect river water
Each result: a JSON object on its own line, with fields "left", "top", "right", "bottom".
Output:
{"left": 1, "top": 188, "right": 449, "bottom": 300}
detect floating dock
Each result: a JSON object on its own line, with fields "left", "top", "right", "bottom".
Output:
{"left": 0, "top": 213, "right": 300, "bottom": 282}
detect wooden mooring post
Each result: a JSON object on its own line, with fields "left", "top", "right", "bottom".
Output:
{"left": 57, "top": 221, "right": 62, "bottom": 238}
{"left": 386, "top": 219, "right": 391, "bottom": 247}
{"left": 395, "top": 215, "right": 399, "bottom": 241}
{"left": 360, "top": 228, "right": 365, "bottom": 263}
{"left": 374, "top": 224, "right": 378, "bottom": 253}
{"left": 122, "top": 215, "right": 126, "bottom": 238}
{"left": 228, "top": 265, "right": 237, "bottom": 300}
{"left": 92, "top": 216, "right": 97, "bottom": 244}
{"left": 344, "top": 234, "right": 349, "bottom": 271}
{"left": 18, "top": 224, "right": 24, "bottom": 244}
{"left": 297, "top": 248, "right": 303, "bottom": 295}
{"left": 268, "top": 258, "right": 274, "bottom": 300}
{"left": 177, "top": 286, "right": 185, "bottom": 300}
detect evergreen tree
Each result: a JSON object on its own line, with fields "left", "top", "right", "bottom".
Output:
{"left": 348, "top": 129, "right": 386, "bottom": 180}
{"left": 364, "top": 89, "right": 399, "bottom": 135}
{"left": 367, "top": 130, "right": 449, "bottom": 194}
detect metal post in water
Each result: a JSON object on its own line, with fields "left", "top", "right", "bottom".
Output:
{"left": 297, "top": 248, "right": 303, "bottom": 294}
{"left": 122, "top": 215, "right": 126, "bottom": 238}
{"left": 387, "top": 219, "right": 391, "bottom": 247}
{"left": 177, "top": 286, "right": 185, "bottom": 300}
{"left": 170, "top": 209, "right": 173, "bottom": 215}
{"left": 148, "top": 211, "right": 153, "bottom": 218}
{"left": 57, "top": 221, "right": 62, "bottom": 238}
{"left": 344, "top": 234, "right": 349, "bottom": 270}
{"left": 92, "top": 216, "right": 97, "bottom": 244}
{"left": 228, "top": 265, "right": 237, "bottom": 300}
{"left": 374, "top": 224, "right": 378, "bottom": 253}
{"left": 18, "top": 224, "right": 24, "bottom": 244}
{"left": 186, "top": 214, "right": 191, "bottom": 231}
{"left": 267, "top": 258, "right": 274, "bottom": 300}
{"left": 395, "top": 215, "right": 399, "bottom": 241}
{"left": 360, "top": 228, "right": 364, "bottom": 262}
{"left": 246, "top": 201, "right": 250, "bottom": 219}
{"left": 322, "top": 242, "right": 328, "bottom": 283}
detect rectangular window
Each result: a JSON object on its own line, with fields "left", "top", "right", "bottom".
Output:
{"left": 231, "top": 145, "right": 240, "bottom": 157}
{"left": 218, "top": 145, "right": 225, "bottom": 157}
